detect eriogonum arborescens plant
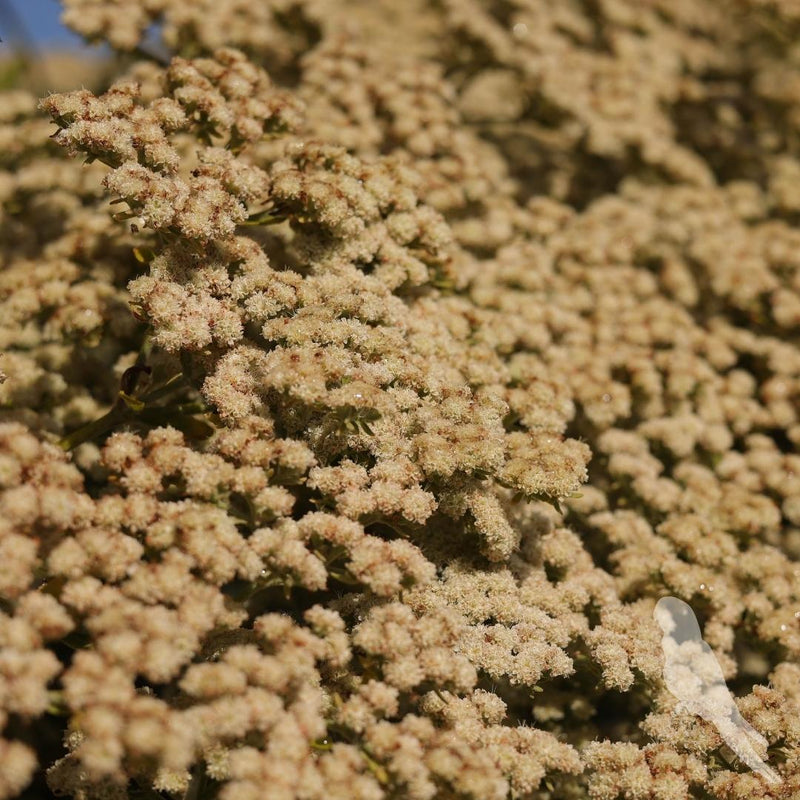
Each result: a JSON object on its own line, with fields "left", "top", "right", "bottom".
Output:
{"left": 42, "top": 47, "right": 590, "bottom": 568}
{"left": 2, "top": 1, "right": 800, "bottom": 799}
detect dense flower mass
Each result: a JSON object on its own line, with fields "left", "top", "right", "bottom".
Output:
{"left": 2, "top": 1, "right": 800, "bottom": 798}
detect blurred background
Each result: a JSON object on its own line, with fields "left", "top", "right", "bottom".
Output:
{"left": 2, "top": 0, "right": 82, "bottom": 48}
{"left": 0, "top": 0, "right": 109, "bottom": 92}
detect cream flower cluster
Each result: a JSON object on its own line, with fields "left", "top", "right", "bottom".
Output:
{"left": 1, "top": 1, "right": 800, "bottom": 798}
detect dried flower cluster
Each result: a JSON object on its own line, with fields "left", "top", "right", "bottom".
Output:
{"left": 2, "top": 1, "right": 800, "bottom": 799}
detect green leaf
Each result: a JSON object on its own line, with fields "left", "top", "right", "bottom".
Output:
{"left": 241, "top": 208, "right": 286, "bottom": 226}
{"left": 118, "top": 390, "right": 146, "bottom": 412}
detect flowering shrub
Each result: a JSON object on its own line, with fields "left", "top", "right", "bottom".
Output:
{"left": 1, "top": 1, "right": 800, "bottom": 798}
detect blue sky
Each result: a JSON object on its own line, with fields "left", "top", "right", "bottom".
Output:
{"left": 1, "top": 0, "right": 84, "bottom": 47}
